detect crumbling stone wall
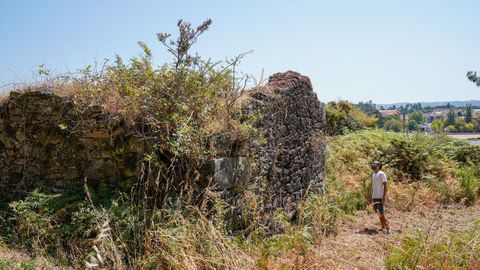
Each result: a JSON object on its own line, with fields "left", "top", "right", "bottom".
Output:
{"left": 0, "top": 71, "right": 327, "bottom": 217}
{"left": 216, "top": 71, "right": 326, "bottom": 219}
{"left": 0, "top": 91, "right": 141, "bottom": 199}
{"left": 254, "top": 71, "right": 326, "bottom": 214}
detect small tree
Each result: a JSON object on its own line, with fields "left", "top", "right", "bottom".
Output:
{"left": 446, "top": 109, "right": 456, "bottom": 126}
{"left": 466, "top": 104, "right": 473, "bottom": 123}
{"left": 465, "top": 123, "right": 474, "bottom": 132}
{"left": 409, "top": 111, "right": 424, "bottom": 124}
{"left": 447, "top": 125, "right": 456, "bottom": 133}
{"left": 384, "top": 118, "right": 403, "bottom": 132}
{"left": 407, "top": 120, "right": 419, "bottom": 132}
{"left": 431, "top": 119, "right": 443, "bottom": 134}
{"left": 325, "top": 100, "right": 377, "bottom": 135}
{"left": 456, "top": 117, "right": 466, "bottom": 132}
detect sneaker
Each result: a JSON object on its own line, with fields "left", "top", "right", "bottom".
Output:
{"left": 384, "top": 229, "right": 391, "bottom": 235}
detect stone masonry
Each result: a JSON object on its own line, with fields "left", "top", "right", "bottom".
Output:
{"left": 242, "top": 71, "right": 326, "bottom": 214}
{"left": 0, "top": 71, "right": 327, "bottom": 218}
{"left": 0, "top": 91, "right": 141, "bottom": 200}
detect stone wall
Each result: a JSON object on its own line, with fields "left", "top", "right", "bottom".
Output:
{"left": 0, "top": 91, "right": 141, "bottom": 199}
{"left": 217, "top": 71, "right": 326, "bottom": 219}
{"left": 0, "top": 71, "right": 327, "bottom": 217}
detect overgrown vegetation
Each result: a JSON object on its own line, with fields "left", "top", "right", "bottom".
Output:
{"left": 2, "top": 185, "right": 345, "bottom": 269}
{"left": 0, "top": 19, "right": 342, "bottom": 269}
{"left": 326, "top": 129, "right": 480, "bottom": 269}
{"left": 327, "top": 129, "right": 480, "bottom": 207}
{"left": 2, "top": 126, "right": 479, "bottom": 269}
{"left": 386, "top": 222, "right": 480, "bottom": 269}
{"left": 325, "top": 100, "right": 377, "bottom": 135}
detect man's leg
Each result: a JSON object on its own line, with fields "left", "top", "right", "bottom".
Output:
{"left": 377, "top": 202, "right": 389, "bottom": 231}
{"left": 380, "top": 213, "right": 390, "bottom": 231}
{"left": 378, "top": 214, "right": 385, "bottom": 230}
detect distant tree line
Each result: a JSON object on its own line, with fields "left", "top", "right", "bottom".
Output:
{"left": 325, "top": 71, "right": 480, "bottom": 135}
{"left": 326, "top": 100, "right": 480, "bottom": 135}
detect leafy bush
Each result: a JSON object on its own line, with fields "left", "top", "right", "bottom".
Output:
{"left": 384, "top": 118, "right": 403, "bottom": 132}
{"left": 409, "top": 111, "right": 424, "bottom": 124}
{"left": 465, "top": 123, "right": 474, "bottom": 132}
{"left": 0, "top": 260, "right": 11, "bottom": 270}
{"left": 456, "top": 167, "right": 480, "bottom": 205}
{"left": 325, "top": 100, "right": 377, "bottom": 135}
{"left": 431, "top": 119, "right": 443, "bottom": 133}
{"left": 9, "top": 191, "right": 62, "bottom": 253}
{"left": 407, "top": 119, "right": 418, "bottom": 132}
{"left": 447, "top": 125, "right": 456, "bottom": 132}
{"left": 387, "top": 136, "right": 430, "bottom": 180}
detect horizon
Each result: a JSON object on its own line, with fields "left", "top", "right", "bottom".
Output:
{"left": 1, "top": 0, "right": 480, "bottom": 103}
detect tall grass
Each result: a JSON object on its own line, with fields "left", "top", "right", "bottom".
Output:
{"left": 4, "top": 186, "right": 345, "bottom": 269}
{"left": 386, "top": 222, "right": 480, "bottom": 269}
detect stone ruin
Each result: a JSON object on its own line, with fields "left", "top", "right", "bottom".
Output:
{"left": 216, "top": 71, "right": 326, "bottom": 220}
{"left": 0, "top": 91, "right": 141, "bottom": 201}
{"left": 0, "top": 71, "right": 326, "bottom": 217}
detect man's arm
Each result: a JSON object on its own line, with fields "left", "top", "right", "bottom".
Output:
{"left": 382, "top": 182, "right": 387, "bottom": 204}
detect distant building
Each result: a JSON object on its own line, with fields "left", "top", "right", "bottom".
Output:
{"left": 473, "top": 109, "right": 480, "bottom": 118}
{"left": 424, "top": 111, "right": 446, "bottom": 123}
{"left": 424, "top": 108, "right": 467, "bottom": 123}
{"left": 420, "top": 123, "right": 432, "bottom": 134}
{"left": 379, "top": 110, "right": 400, "bottom": 117}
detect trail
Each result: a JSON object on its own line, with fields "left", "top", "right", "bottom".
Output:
{"left": 301, "top": 204, "right": 480, "bottom": 270}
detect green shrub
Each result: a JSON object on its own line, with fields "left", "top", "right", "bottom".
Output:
{"left": 447, "top": 125, "right": 456, "bottom": 133}
{"left": 325, "top": 100, "right": 377, "bottom": 135}
{"left": 465, "top": 123, "right": 474, "bottom": 132}
{"left": 407, "top": 120, "right": 418, "bottom": 132}
{"left": 431, "top": 119, "right": 443, "bottom": 133}
{"left": 19, "top": 261, "right": 36, "bottom": 270}
{"left": 387, "top": 135, "right": 430, "bottom": 180}
{"left": 0, "top": 260, "right": 11, "bottom": 270}
{"left": 9, "top": 190, "right": 62, "bottom": 252}
{"left": 409, "top": 111, "right": 424, "bottom": 124}
{"left": 384, "top": 118, "right": 403, "bottom": 132}
{"left": 456, "top": 167, "right": 480, "bottom": 205}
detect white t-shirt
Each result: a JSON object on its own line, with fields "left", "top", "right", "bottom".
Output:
{"left": 372, "top": 170, "right": 387, "bottom": 199}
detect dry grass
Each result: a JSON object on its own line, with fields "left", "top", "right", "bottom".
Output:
{"left": 265, "top": 203, "right": 480, "bottom": 270}
{"left": 0, "top": 245, "right": 63, "bottom": 269}
{"left": 0, "top": 95, "right": 7, "bottom": 104}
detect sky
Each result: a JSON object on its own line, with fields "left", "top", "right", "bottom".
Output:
{"left": 1, "top": 0, "right": 480, "bottom": 104}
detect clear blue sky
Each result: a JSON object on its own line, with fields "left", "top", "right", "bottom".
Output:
{"left": 1, "top": 0, "right": 480, "bottom": 103}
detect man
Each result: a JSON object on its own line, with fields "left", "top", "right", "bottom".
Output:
{"left": 368, "top": 160, "right": 390, "bottom": 234}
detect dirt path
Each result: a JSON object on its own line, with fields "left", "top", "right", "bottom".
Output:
{"left": 302, "top": 204, "right": 480, "bottom": 270}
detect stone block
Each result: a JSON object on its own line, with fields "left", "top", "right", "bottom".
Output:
{"left": 212, "top": 157, "right": 250, "bottom": 189}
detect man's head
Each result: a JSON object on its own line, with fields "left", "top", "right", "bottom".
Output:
{"left": 371, "top": 160, "right": 382, "bottom": 171}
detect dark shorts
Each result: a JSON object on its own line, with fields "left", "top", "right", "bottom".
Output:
{"left": 373, "top": 198, "right": 385, "bottom": 214}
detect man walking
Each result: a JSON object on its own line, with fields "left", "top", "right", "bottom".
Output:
{"left": 369, "top": 160, "right": 390, "bottom": 234}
